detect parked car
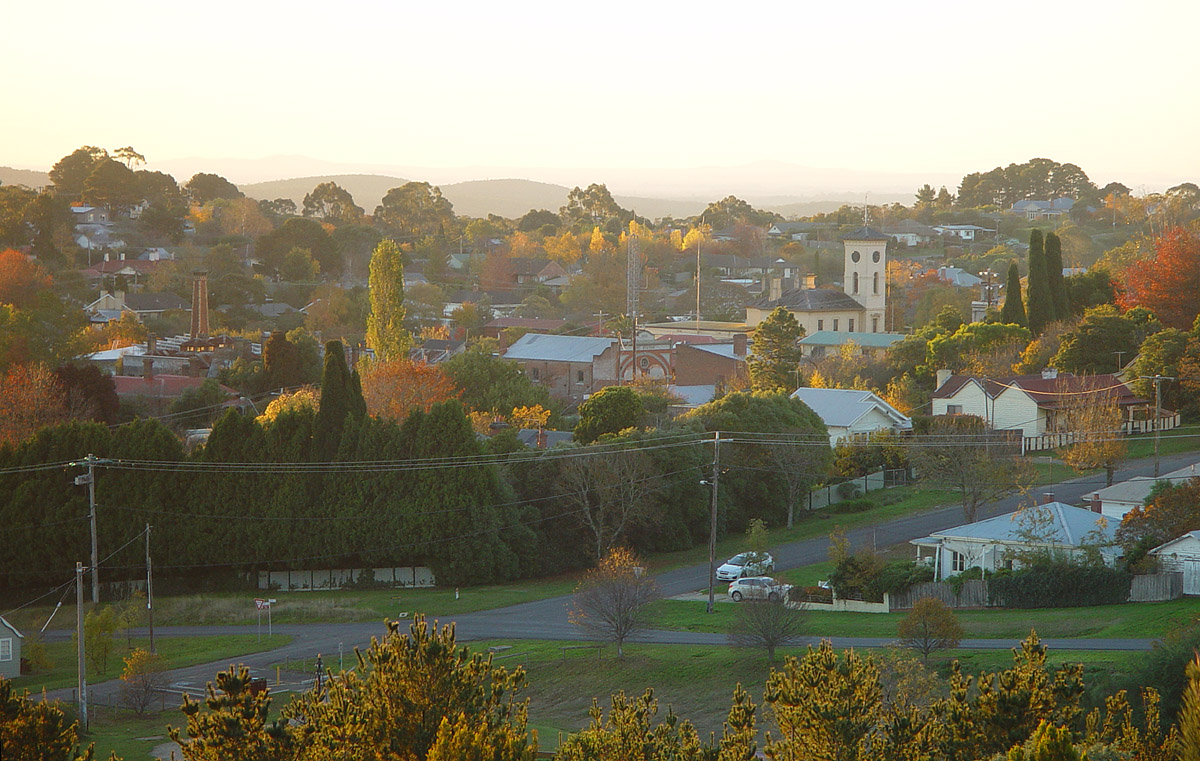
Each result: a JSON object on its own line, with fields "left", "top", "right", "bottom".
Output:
{"left": 728, "top": 576, "right": 793, "bottom": 602}
{"left": 715, "top": 552, "right": 775, "bottom": 581}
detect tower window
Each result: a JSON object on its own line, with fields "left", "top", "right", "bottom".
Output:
{"left": 848, "top": 319, "right": 855, "bottom": 332}
{"left": 873, "top": 272, "right": 879, "bottom": 294}
{"left": 852, "top": 272, "right": 859, "bottom": 294}
{"left": 851, "top": 251, "right": 861, "bottom": 263}
{"left": 872, "top": 251, "right": 881, "bottom": 263}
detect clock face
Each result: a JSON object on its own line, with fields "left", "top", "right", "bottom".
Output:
{"left": 873, "top": 251, "right": 881, "bottom": 263}
{"left": 851, "top": 251, "right": 861, "bottom": 263}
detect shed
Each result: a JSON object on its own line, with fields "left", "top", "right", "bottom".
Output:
{"left": 1150, "top": 532, "right": 1200, "bottom": 595}
{"left": 0, "top": 616, "right": 23, "bottom": 678}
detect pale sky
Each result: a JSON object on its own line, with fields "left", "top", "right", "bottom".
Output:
{"left": 3, "top": 0, "right": 1198, "bottom": 190}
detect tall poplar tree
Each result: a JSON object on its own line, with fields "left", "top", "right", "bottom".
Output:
{"left": 1000, "top": 261, "right": 1027, "bottom": 327}
{"left": 1025, "top": 230, "right": 1055, "bottom": 335}
{"left": 1045, "top": 232, "right": 1070, "bottom": 319}
{"left": 366, "top": 238, "right": 410, "bottom": 362}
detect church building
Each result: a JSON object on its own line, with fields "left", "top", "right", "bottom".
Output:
{"left": 744, "top": 226, "right": 889, "bottom": 335}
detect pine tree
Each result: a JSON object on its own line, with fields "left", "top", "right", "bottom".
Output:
{"left": 1000, "top": 261, "right": 1027, "bottom": 327}
{"left": 748, "top": 306, "right": 804, "bottom": 392}
{"left": 1026, "top": 230, "right": 1055, "bottom": 335}
{"left": 366, "top": 237, "right": 410, "bottom": 361}
{"left": 1045, "top": 232, "right": 1070, "bottom": 319}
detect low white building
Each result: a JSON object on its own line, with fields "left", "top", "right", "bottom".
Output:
{"left": 1087, "top": 462, "right": 1200, "bottom": 520}
{"left": 1151, "top": 532, "right": 1200, "bottom": 595}
{"left": 790, "top": 387, "right": 912, "bottom": 446}
{"left": 0, "top": 616, "right": 22, "bottom": 679}
{"left": 911, "top": 502, "right": 1119, "bottom": 581}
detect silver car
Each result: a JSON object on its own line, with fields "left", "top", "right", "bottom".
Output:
{"left": 715, "top": 552, "right": 775, "bottom": 581}
{"left": 728, "top": 576, "right": 792, "bottom": 602}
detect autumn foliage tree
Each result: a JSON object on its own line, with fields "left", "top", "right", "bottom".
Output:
{"left": 361, "top": 359, "right": 459, "bottom": 422}
{"left": 897, "top": 597, "right": 963, "bottom": 662}
{"left": 1117, "top": 477, "right": 1200, "bottom": 550}
{"left": 0, "top": 363, "right": 67, "bottom": 446}
{"left": 1119, "top": 227, "right": 1200, "bottom": 329}
{"left": 569, "top": 547, "right": 660, "bottom": 657}
{"left": 0, "top": 249, "right": 51, "bottom": 308}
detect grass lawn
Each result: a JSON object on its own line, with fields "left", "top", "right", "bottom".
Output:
{"left": 649, "top": 485, "right": 961, "bottom": 573}
{"left": 649, "top": 596, "right": 1200, "bottom": 640}
{"left": 10, "top": 634, "right": 292, "bottom": 694}
{"left": 1122, "top": 423, "right": 1200, "bottom": 461}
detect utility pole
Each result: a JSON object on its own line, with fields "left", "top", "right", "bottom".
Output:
{"left": 145, "top": 524, "right": 154, "bottom": 653}
{"left": 1141, "top": 375, "right": 1175, "bottom": 477}
{"left": 76, "top": 561, "right": 87, "bottom": 730}
{"left": 695, "top": 240, "right": 702, "bottom": 335}
{"left": 706, "top": 431, "right": 722, "bottom": 614}
{"left": 74, "top": 454, "right": 102, "bottom": 603}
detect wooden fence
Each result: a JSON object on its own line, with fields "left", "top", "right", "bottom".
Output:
{"left": 1129, "top": 572, "right": 1183, "bottom": 602}
{"left": 1024, "top": 412, "right": 1181, "bottom": 453}
{"left": 888, "top": 573, "right": 1182, "bottom": 610}
{"left": 889, "top": 580, "right": 988, "bottom": 611}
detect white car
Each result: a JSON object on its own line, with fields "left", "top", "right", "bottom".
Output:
{"left": 715, "top": 552, "right": 774, "bottom": 581}
{"left": 728, "top": 576, "right": 792, "bottom": 602}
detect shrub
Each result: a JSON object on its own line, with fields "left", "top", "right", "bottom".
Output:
{"left": 864, "top": 561, "right": 935, "bottom": 601}
{"left": 836, "top": 481, "right": 863, "bottom": 499}
{"left": 790, "top": 585, "right": 832, "bottom": 604}
{"left": 988, "top": 562, "right": 1131, "bottom": 609}
{"left": 832, "top": 498, "right": 878, "bottom": 514}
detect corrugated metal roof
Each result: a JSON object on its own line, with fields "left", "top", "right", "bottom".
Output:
{"left": 926, "top": 503, "right": 1116, "bottom": 546}
{"left": 503, "top": 333, "right": 615, "bottom": 363}
{"left": 799, "top": 331, "right": 906, "bottom": 349}
{"left": 790, "top": 387, "right": 912, "bottom": 430}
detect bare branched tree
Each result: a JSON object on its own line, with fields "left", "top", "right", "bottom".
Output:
{"left": 897, "top": 598, "right": 962, "bottom": 662}
{"left": 768, "top": 441, "right": 831, "bottom": 528}
{"left": 910, "top": 416, "right": 1033, "bottom": 523}
{"left": 558, "top": 447, "right": 662, "bottom": 559}
{"left": 569, "top": 547, "right": 660, "bottom": 657}
{"left": 727, "top": 599, "right": 807, "bottom": 662}
{"left": 1058, "top": 388, "right": 1128, "bottom": 487}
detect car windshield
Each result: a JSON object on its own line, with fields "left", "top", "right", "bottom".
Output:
{"left": 727, "top": 555, "right": 746, "bottom": 566}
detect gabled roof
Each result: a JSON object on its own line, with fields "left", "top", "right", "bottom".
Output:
{"left": 922, "top": 502, "right": 1116, "bottom": 546}
{"left": 842, "top": 226, "right": 890, "bottom": 241}
{"left": 749, "top": 288, "right": 864, "bottom": 312}
{"left": 790, "top": 387, "right": 912, "bottom": 430}
{"left": 932, "top": 372, "right": 1145, "bottom": 409}
{"left": 1150, "top": 531, "right": 1200, "bottom": 556}
{"left": 799, "top": 331, "right": 906, "bottom": 349}
{"left": 1093, "top": 463, "right": 1200, "bottom": 504}
{"left": 503, "top": 333, "right": 615, "bottom": 363}
{"left": 0, "top": 615, "right": 22, "bottom": 639}
{"left": 124, "top": 292, "right": 189, "bottom": 312}
{"left": 691, "top": 343, "right": 747, "bottom": 361}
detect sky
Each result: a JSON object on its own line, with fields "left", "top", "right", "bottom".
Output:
{"left": 3, "top": 0, "right": 1198, "bottom": 192}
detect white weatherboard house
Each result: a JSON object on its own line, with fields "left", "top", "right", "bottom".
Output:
{"left": 1087, "top": 462, "right": 1200, "bottom": 521}
{"left": 790, "top": 387, "right": 912, "bottom": 446}
{"left": 0, "top": 616, "right": 22, "bottom": 678}
{"left": 1151, "top": 532, "right": 1200, "bottom": 595}
{"left": 911, "top": 502, "right": 1118, "bottom": 581}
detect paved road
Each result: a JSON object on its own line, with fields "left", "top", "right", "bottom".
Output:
{"left": 43, "top": 449, "right": 1198, "bottom": 706}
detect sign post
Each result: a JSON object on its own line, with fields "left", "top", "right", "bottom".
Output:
{"left": 254, "top": 598, "right": 266, "bottom": 642}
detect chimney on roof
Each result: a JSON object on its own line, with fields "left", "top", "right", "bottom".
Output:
{"left": 935, "top": 369, "right": 953, "bottom": 390}
{"left": 733, "top": 333, "right": 747, "bottom": 358}
{"left": 190, "top": 271, "right": 209, "bottom": 339}
{"left": 1041, "top": 367, "right": 1058, "bottom": 380}
{"left": 769, "top": 277, "right": 782, "bottom": 302}
{"left": 1040, "top": 492, "right": 1055, "bottom": 505}
{"left": 803, "top": 273, "right": 817, "bottom": 290}
{"left": 1088, "top": 493, "right": 1102, "bottom": 513}
{"left": 142, "top": 356, "right": 154, "bottom": 380}
{"left": 147, "top": 333, "right": 156, "bottom": 355}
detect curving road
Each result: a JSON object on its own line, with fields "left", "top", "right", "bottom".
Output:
{"left": 44, "top": 450, "right": 1198, "bottom": 705}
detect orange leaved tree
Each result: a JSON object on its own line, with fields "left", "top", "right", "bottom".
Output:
{"left": 361, "top": 359, "right": 460, "bottom": 422}
{"left": 1118, "top": 227, "right": 1200, "bottom": 329}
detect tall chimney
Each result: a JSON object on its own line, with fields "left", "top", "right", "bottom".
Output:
{"left": 733, "top": 333, "right": 747, "bottom": 358}
{"left": 147, "top": 333, "right": 157, "bottom": 355}
{"left": 935, "top": 369, "right": 953, "bottom": 390}
{"left": 190, "top": 271, "right": 209, "bottom": 339}
{"left": 803, "top": 273, "right": 817, "bottom": 289}
{"left": 769, "top": 277, "right": 782, "bottom": 302}
{"left": 142, "top": 356, "right": 154, "bottom": 380}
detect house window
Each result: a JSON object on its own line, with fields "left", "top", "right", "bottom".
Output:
{"left": 951, "top": 551, "right": 966, "bottom": 573}
{"left": 0, "top": 638, "right": 10, "bottom": 662}
{"left": 947, "top": 404, "right": 963, "bottom": 415}
{"left": 833, "top": 319, "right": 839, "bottom": 331}
{"left": 848, "top": 319, "right": 855, "bottom": 332}
{"left": 872, "top": 316, "right": 879, "bottom": 333}
{"left": 817, "top": 319, "right": 824, "bottom": 331}
{"left": 873, "top": 271, "right": 879, "bottom": 294}
{"left": 530, "top": 367, "right": 540, "bottom": 381}
{"left": 577, "top": 370, "right": 585, "bottom": 383}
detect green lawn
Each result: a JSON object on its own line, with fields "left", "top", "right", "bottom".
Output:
{"left": 649, "top": 596, "right": 1200, "bottom": 640}
{"left": 81, "top": 708, "right": 177, "bottom": 761}
{"left": 1122, "top": 423, "right": 1200, "bottom": 461}
{"left": 10, "top": 634, "right": 292, "bottom": 694}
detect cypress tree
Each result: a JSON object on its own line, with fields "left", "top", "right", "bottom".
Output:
{"left": 1000, "top": 261, "right": 1027, "bottom": 327}
{"left": 313, "top": 340, "right": 351, "bottom": 461}
{"left": 1025, "top": 230, "right": 1054, "bottom": 335}
{"left": 1044, "top": 232, "right": 1070, "bottom": 319}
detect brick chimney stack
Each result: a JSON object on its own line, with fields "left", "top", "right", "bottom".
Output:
{"left": 190, "top": 271, "right": 210, "bottom": 339}
{"left": 769, "top": 277, "right": 782, "bottom": 302}
{"left": 142, "top": 356, "right": 154, "bottom": 380}
{"left": 733, "top": 333, "right": 747, "bottom": 358}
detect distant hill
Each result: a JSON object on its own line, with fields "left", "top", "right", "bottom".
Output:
{"left": 240, "top": 174, "right": 410, "bottom": 211}
{"left": 0, "top": 167, "right": 50, "bottom": 189}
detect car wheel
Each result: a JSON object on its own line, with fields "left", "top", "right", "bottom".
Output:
{"left": 768, "top": 592, "right": 780, "bottom": 602}
{"left": 731, "top": 591, "right": 743, "bottom": 602}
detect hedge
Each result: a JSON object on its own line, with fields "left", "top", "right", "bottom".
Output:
{"left": 987, "top": 562, "right": 1131, "bottom": 609}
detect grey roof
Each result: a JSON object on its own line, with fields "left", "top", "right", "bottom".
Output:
{"left": 123, "top": 292, "right": 189, "bottom": 312}
{"left": 1151, "top": 531, "right": 1200, "bottom": 556}
{"left": 842, "top": 226, "right": 890, "bottom": 241}
{"left": 922, "top": 503, "right": 1117, "bottom": 546}
{"left": 504, "top": 333, "right": 615, "bottom": 363}
{"left": 749, "top": 288, "right": 864, "bottom": 311}
{"left": 789, "top": 387, "right": 911, "bottom": 430}
{"left": 692, "top": 343, "right": 746, "bottom": 360}
{"left": 669, "top": 384, "right": 718, "bottom": 406}
{"left": 516, "top": 429, "right": 574, "bottom": 448}
{"left": 799, "top": 331, "right": 906, "bottom": 349}
{"left": 1093, "top": 462, "right": 1200, "bottom": 504}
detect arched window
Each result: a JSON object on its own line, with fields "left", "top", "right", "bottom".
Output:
{"left": 873, "top": 271, "right": 879, "bottom": 294}
{"left": 852, "top": 272, "right": 859, "bottom": 294}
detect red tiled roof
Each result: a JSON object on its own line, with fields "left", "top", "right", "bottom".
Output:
{"left": 80, "top": 260, "right": 163, "bottom": 277}
{"left": 933, "top": 372, "right": 1145, "bottom": 409}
